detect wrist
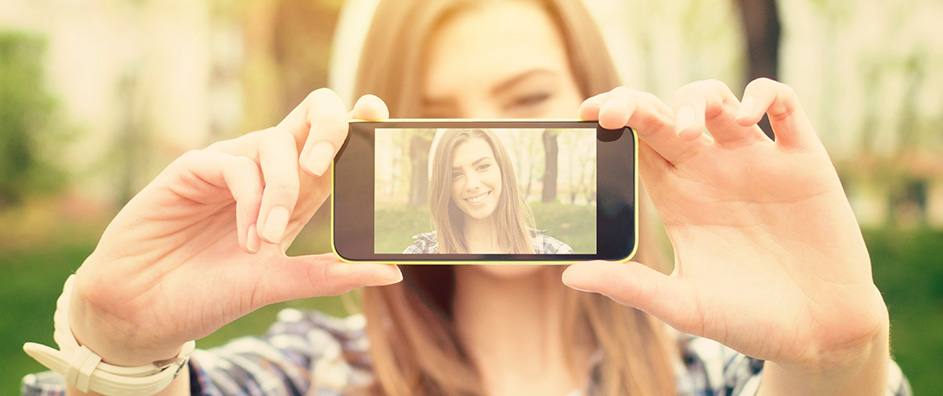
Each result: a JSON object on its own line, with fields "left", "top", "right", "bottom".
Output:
{"left": 758, "top": 314, "right": 890, "bottom": 396}
{"left": 68, "top": 265, "right": 188, "bottom": 366}
{"left": 24, "top": 275, "right": 195, "bottom": 396}
{"left": 69, "top": 289, "right": 185, "bottom": 367}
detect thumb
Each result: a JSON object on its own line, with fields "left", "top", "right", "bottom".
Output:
{"left": 349, "top": 94, "right": 390, "bottom": 121}
{"left": 250, "top": 253, "right": 402, "bottom": 306}
{"left": 562, "top": 261, "right": 690, "bottom": 327}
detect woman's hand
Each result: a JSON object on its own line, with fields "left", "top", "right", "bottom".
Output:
{"left": 564, "top": 79, "right": 889, "bottom": 394}
{"left": 69, "top": 90, "right": 402, "bottom": 367}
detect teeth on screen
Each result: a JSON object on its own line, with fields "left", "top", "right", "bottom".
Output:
{"left": 469, "top": 193, "right": 487, "bottom": 203}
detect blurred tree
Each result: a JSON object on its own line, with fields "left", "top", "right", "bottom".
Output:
{"left": 0, "top": 31, "right": 66, "bottom": 207}
{"left": 240, "top": 0, "right": 343, "bottom": 131}
{"left": 408, "top": 130, "right": 434, "bottom": 207}
{"left": 541, "top": 129, "right": 559, "bottom": 203}
{"left": 736, "top": 0, "right": 780, "bottom": 138}
{"left": 273, "top": 0, "right": 343, "bottom": 113}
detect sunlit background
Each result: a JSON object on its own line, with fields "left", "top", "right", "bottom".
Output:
{"left": 1, "top": 0, "right": 941, "bottom": 393}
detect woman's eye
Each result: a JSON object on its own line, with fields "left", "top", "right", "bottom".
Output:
{"left": 509, "top": 92, "right": 550, "bottom": 111}
{"left": 476, "top": 163, "right": 492, "bottom": 172}
{"left": 452, "top": 172, "right": 462, "bottom": 179}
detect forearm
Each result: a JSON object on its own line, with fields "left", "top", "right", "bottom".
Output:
{"left": 757, "top": 326, "right": 890, "bottom": 396}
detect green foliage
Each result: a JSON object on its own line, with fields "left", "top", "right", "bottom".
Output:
{"left": 530, "top": 202, "right": 596, "bottom": 254}
{"left": 0, "top": 31, "right": 66, "bottom": 206}
{"left": 865, "top": 226, "right": 943, "bottom": 395}
{"left": 375, "top": 204, "right": 431, "bottom": 253}
{"left": 3, "top": 225, "right": 938, "bottom": 394}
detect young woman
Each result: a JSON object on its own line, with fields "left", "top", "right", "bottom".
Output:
{"left": 404, "top": 128, "right": 573, "bottom": 255}
{"left": 22, "top": 0, "right": 909, "bottom": 395}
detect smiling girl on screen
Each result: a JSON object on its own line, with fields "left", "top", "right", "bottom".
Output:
{"left": 403, "top": 128, "right": 573, "bottom": 255}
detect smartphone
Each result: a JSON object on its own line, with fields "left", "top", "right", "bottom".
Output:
{"left": 332, "top": 120, "right": 637, "bottom": 263}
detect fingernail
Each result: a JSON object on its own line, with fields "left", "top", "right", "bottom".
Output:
{"left": 566, "top": 284, "right": 598, "bottom": 294}
{"left": 738, "top": 96, "right": 756, "bottom": 121}
{"left": 262, "top": 206, "right": 290, "bottom": 243}
{"left": 676, "top": 106, "right": 695, "bottom": 133}
{"left": 367, "top": 264, "right": 402, "bottom": 286}
{"left": 562, "top": 277, "right": 593, "bottom": 293}
{"left": 305, "top": 141, "right": 335, "bottom": 176}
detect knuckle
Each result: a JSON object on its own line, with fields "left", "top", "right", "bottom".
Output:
{"left": 265, "top": 177, "right": 300, "bottom": 193}
{"left": 610, "top": 86, "right": 632, "bottom": 97}
{"left": 263, "top": 177, "right": 301, "bottom": 205}
{"left": 305, "top": 87, "right": 336, "bottom": 103}
{"left": 205, "top": 140, "right": 227, "bottom": 152}
{"left": 745, "top": 77, "right": 769, "bottom": 91}
{"left": 779, "top": 83, "right": 799, "bottom": 100}
{"left": 232, "top": 155, "right": 260, "bottom": 173}
{"left": 639, "top": 92, "right": 661, "bottom": 106}
{"left": 175, "top": 149, "right": 211, "bottom": 166}
{"left": 261, "top": 127, "right": 298, "bottom": 150}
{"left": 702, "top": 79, "right": 726, "bottom": 89}
{"left": 753, "top": 77, "right": 776, "bottom": 85}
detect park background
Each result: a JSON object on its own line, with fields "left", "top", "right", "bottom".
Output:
{"left": 1, "top": 0, "right": 941, "bottom": 393}
{"left": 374, "top": 128, "right": 598, "bottom": 254}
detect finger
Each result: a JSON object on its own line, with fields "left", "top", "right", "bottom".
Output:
{"left": 249, "top": 254, "right": 403, "bottom": 306}
{"left": 636, "top": 140, "right": 672, "bottom": 190}
{"left": 577, "top": 93, "right": 604, "bottom": 121}
{"left": 256, "top": 127, "right": 301, "bottom": 245}
{"left": 737, "top": 78, "right": 817, "bottom": 149}
{"left": 582, "top": 87, "right": 699, "bottom": 165}
{"left": 173, "top": 150, "right": 263, "bottom": 253}
{"left": 349, "top": 94, "right": 390, "bottom": 120}
{"left": 562, "top": 261, "right": 692, "bottom": 331}
{"left": 278, "top": 88, "right": 349, "bottom": 177}
{"left": 673, "top": 80, "right": 768, "bottom": 146}
{"left": 205, "top": 131, "right": 263, "bottom": 159}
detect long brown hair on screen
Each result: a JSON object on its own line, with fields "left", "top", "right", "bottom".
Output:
{"left": 428, "top": 129, "right": 536, "bottom": 254}
{"left": 352, "top": 0, "right": 678, "bottom": 395}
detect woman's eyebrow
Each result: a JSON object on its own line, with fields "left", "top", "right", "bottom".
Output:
{"left": 452, "top": 156, "right": 494, "bottom": 171}
{"left": 423, "top": 69, "right": 556, "bottom": 107}
{"left": 491, "top": 69, "right": 555, "bottom": 96}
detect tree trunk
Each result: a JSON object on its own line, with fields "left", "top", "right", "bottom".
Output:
{"left": 737, "top": 0, "right": 780, "bottom": 139}
{"left": 408, "top": 133, "right": 432, "bottom": 207}
{"left": 541, "top": 129, "right": 559, "bottom": 203}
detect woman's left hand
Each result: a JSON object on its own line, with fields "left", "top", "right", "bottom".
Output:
{"left": 564, "top": 79, "right": 889, "bottom": 394}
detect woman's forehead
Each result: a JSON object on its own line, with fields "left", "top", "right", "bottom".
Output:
{"left": 422, "top": 1, "right": 570, "bottom": 102}
{"left": 451, "top": 138, "right": 495, "bottom": 164}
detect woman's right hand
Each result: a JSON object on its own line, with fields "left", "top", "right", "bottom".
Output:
{"left": 68, "top": 89, "right": 402, "bottom": 367}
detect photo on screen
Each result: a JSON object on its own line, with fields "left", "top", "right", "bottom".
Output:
{"left": 374, "top": 127, "right": 597, "bottom": 255}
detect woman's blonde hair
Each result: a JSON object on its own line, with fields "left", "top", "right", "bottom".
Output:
{"left": 353, "top": 0, "right": 678, "bottom": 395}
{"left": 428, "top": 129, "right": 535, "bottom": 254}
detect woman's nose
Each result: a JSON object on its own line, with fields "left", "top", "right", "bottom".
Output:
{"left": 455, "top": 100, "right": 502, "bottom": 119}
{"left": 465, "top": 172, "right": 482, "bottom": 190}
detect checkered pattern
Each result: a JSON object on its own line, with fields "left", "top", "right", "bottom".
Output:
{"left": 403, "top": 230, "right": 575, "bottom": 254}
{"left": 23, "top": 309, "right": 912, "bottom": 396}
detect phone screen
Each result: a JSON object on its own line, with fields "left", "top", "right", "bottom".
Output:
{"left": 333, "top": 120, "right": 636, "bottom": 263}
{"left": 373, "top": 127, "right": 597, "bottom": 255}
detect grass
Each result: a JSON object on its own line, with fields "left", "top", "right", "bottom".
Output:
{"left": 375, "top": 201, "right": 596, "bottom": 253}
{"left": 2, "top": 205, "right": 940, "bottom": 394}
{"left": 865, "top": 226, "right": 943, "bottom": 395}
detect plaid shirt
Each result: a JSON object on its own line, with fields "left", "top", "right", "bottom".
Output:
{"left": 22, "top": 309, "right": 912, "bottom": 396}
{"left": 403, "top": 230, "right": 574, "bottom": 254}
